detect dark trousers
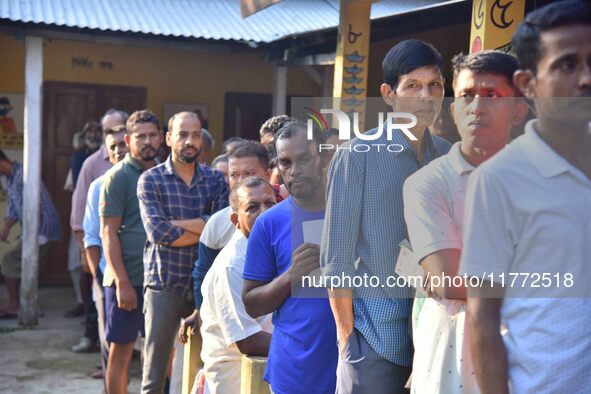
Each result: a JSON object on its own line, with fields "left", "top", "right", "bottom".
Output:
{"left": 336, "top": 328, "right": 411, "bottom": 394}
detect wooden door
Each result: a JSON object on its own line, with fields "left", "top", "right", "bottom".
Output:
{"left": 224, "top": 92, "right": 272, "bottom": 141}
{"left": 41, "top": 81, "right": 146, "bottom": 285}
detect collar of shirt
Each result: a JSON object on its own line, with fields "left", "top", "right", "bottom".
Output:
{"left": 447, "top": 142, "right": 475, "bottom": 176}
{"left": 522, "top": 119, "right": 589, "bottom": 183}
{"left": 389, "top": 126, "right": 439, "bottom": 166}
{"left": 230, "top": 229, "right": 248, "bottom": 258}
{"left": 163, "top": 155, "right": 204, "bottom": 187}
{"left": 123, "top": 153, "right": 146, "bottom": 173}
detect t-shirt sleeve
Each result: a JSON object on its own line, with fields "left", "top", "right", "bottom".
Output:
{"left": 216, "top": 264, "right": 264, "bottom": 346}
{"left": 459, "top": 168, "right": 515, "bottom": 279}
{"left": 99, "top": 170, "right": 125, "bottom": 218}
{"left": 403, "top": 171, "right": 461, "bottom": 262}
{"left": 83, "top": 180, "right": 102, "bottom": 248}
{"left": 243, "top": 218, "right": 276, "bottom": 282}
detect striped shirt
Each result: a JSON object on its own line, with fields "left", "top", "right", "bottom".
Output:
{"left": 321, "top": 128, "right": 450, "bottom": 366}
{"left": 138, "top": 156, "right": 229, "bottom": 299}
{"left": 6, "top": 161, "right": 61, "bottom": 242}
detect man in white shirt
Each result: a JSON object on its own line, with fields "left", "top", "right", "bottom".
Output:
{"left": 187, "top": 177, "right": 275, "bottom": 393}
{"left": 459, "top": 1, "right": 591, "bottom": 392}
{"left": 183, "top": 141, "right": 279, "bottom": 332}
{"left": 403, "top": 50, "right": 527, "bottom": 393}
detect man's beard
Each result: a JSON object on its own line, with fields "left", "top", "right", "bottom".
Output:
{"left": 178, "top": 146, "right": 200, "bottom": 164}
{"left": 139, "top": 146, "right": 157, "bottom": 161}
{"left": 287, "top": 167, "right": 323, "bottom": 200}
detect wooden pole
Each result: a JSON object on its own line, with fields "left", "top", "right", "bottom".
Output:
{"left": 469, "top": 0, "right": 526, "bottom": 53}
{"left": 333, "top": 0, "right": 371, "bottom": 132}
{"left": 241, "top": 356, "right": 270, "bottom": 394}
{"left": 182, "top": 332, "right": 203, "bottom": 394}
{"left": 19, "top": 36, "right": 43, "bottom": 326}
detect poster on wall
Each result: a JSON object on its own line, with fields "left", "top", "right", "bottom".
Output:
{"left": 163, "top": 102, "right": 209, "bottom": 130}
{"left": 0, "top": 93, "right": 24, "bottom": 150}
{"left": 0, "top": 93, "right": 25, "bottom": 201}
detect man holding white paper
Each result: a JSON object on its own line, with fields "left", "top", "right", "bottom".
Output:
{"left": 242, "top": 122, "right": 337, "bottom": 394}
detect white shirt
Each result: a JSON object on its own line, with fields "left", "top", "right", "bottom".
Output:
{"left": 404, "top": 142, "right": 474, "bottom": 261}
{"left": 459, "top": 120, "right": 591, "bottom": 393}
{"left": 404, "top": 142, "right": 479, "bottom": 393}
{"left": 200, "top": 206, "right": 235, "bottom": 250}
{"left": 200, "top": 230, "right": 273, "bottom": 394}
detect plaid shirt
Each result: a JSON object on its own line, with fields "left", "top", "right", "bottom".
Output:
{"left": 321, "top": 129, "right": 450, "bottom": 366}
{"left": 138, "top": 157, "right": 229, "bottom": 299}
{"left": 6, "top": 161, "right": 61, "bottom": 241}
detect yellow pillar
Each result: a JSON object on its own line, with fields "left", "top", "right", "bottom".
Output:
{"left": 241, "top": 356, "right": 270, "bottom": 394}
{"left": 182, "top": 332, "right": 204, "bottom": 394}
{"left": 469, "top": 0, "right": 526, "bottom": 53}
{"left": 333, "top": 0, "right": 371, "bottom": 132}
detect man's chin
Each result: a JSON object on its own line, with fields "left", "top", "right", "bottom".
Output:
{"left": 180, "top": 155, "right": 197, "bottom": 164}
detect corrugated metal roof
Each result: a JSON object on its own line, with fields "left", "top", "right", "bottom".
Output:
{"left": 0, "top": 0, "right": 466, "bottom": 44}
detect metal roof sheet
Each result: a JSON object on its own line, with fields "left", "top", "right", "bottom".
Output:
{"left": 0, "top": 0, "right": 466, "bottom": 44}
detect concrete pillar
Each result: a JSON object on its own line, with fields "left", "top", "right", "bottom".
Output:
{"left": 272, "top": 65, "right": 287, "bottom": 115}
{"left": 241, "top": 356, "right": 270, "bottom": 394}
{"left": 20, "top": 35, "right": 43, "bottom": 326}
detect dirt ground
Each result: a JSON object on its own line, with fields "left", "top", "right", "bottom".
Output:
{"left": 0, "top": 285, "right": 141, "bottom": 393}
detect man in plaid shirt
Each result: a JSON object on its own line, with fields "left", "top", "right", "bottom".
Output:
{"left": 138, "top": 111, "right": 228, "bottom": 394}
{"left": 0, "top": 149, "right": 61, "bottom": 318}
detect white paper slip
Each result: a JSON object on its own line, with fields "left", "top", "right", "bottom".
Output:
{"left": 302, "top": 219, "right": 324, "bottom": 245}
{"left": 395, "top": 239, "right": 426, "bottom": 296}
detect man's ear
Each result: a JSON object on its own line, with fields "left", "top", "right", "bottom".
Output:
{"left": 380, "top": 83, "right": 395, "bottom": 107}
{"left": 165, "top": 129, "right": 172, "bottom": 147}
{"left": 124, "top": 133, "right": 131, "bottom": 148}
{"left": 513, "top": 70, "right": 536, "bottom": 99}
{"left": 230, "top": 211, "right": 240, "bottom": 229}
{"left": 265, "top": 168, "right": 272, "bottom": 182}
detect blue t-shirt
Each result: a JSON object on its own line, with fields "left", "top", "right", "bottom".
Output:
{"left": 243, "top": 197, "right": 337, "bottom": 394}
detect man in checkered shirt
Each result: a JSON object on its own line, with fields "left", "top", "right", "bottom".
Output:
{"left": 138, "top": 111, "right": 228, "bottom": 394}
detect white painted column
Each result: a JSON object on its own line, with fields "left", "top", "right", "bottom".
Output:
{"left": 272, "top": 65, "right": 287, "bottom": 115}
{"left": 20, "top": 36, "right": 43, "bottom": 326}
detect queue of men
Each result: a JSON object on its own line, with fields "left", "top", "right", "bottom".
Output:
{"left": 2, "top": 1, "right": 588, "bottom": 393}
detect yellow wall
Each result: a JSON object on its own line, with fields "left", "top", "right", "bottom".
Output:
{"left": 0, "top": 33, "right": 322, "bottom": 149}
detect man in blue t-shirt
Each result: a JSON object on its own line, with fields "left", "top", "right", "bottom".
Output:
{"left": 242, "top": 122, "right": 337, "bottom": 394}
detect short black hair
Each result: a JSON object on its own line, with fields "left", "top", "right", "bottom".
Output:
{"left": 512, "top": 0, "right": 591, "bottom": 74}
{"left": 201, "top": 129, "right": 214, "bottom": 151}
{"left": 228, "top": 140, "right": 270, "bottom": 170}
{"left": 127, "top": 109, "right": 160, "bottom": 134}
{"left": 383, "top": 39, "right": 444, "bottom": 90}
{"left": 452, "top": 51, "right": 521, "bottom": 89}
{"left": 167, "top": 111, "right": 200, "bottom": 134}
{"left": 221, "top": 137, "right": 245, "bottom": 154}
{"left": 211, "top": 154, "right": 228, "bottom": 167}
{"left": 259, "top": 115, "right": 297, "bottom": 137}
{"left": 229, "top": 176, "right": 274, "bottom": 211}
{"left": 275, "top": 121, "right": 326, "bottom": 149}
{"left": 0, "top": 149, "right": 8, "bottom": 162}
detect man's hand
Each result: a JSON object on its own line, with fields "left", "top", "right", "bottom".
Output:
{"left": 0, "top": 226, "right": 9, "bottom": 242}
{"left": 288, "top": 243, "right": 320, "bottom": 282}
{"left": 178, "top": 309, "right": 201, "bottom": 344}
{"left": 80, "top": 251, "right": 91, "bottom": 273}
{"left": 116, "top": 281, "right": 138, "bottom": 311}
